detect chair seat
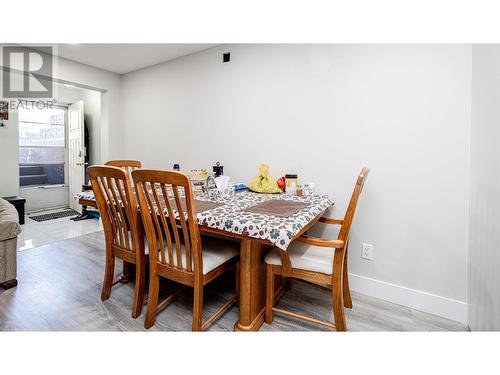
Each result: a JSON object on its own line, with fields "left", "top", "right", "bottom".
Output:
{"left": 157, "top": 235, "right": 239, "bottom": 275}
{"left": 265, "top": 240, "right": 334, "bottom": 275}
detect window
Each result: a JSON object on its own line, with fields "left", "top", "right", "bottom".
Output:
{"left": 19, "top": 106, "right": 67, "bottom": 187}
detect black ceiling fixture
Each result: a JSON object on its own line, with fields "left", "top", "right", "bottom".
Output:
{"left": 223, "top": 52, "right": 230, "bottom": 63}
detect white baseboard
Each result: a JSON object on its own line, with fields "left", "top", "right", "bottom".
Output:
{"left": 348, "top": 273, "right": 467, "bottom": 324}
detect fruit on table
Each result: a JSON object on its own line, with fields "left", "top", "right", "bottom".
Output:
{"left": 277, "top": 176, "right": 286, "bottom": 192}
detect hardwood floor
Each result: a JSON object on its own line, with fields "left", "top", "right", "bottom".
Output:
{"left": 0, "top": 231, "right": 467, "bottom": 331}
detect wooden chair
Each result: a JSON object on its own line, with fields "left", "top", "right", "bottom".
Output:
{"left": 132, "top": 169, "right": 240, "bottom": 331}
{"left": 88, "top": 165, "right": 147, "bottom": 319}
{"left": 264, "top": 167, "right": 370, "bottom": 331}
{"left": 105, "top": 159, "right": 142, "bottom": 174}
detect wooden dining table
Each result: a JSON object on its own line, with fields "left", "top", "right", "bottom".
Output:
{"left": 201, "top": 211, "right": 328, "bottom": 331}
{"left": 75, "top": 188, "right": 333, "bottom": 331}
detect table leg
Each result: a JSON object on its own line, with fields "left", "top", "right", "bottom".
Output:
{"left": 120, "top": 260, "right": 133, "bottom": 283}
{"left": 234, "top": 239, "right": 267, "bottom": 331}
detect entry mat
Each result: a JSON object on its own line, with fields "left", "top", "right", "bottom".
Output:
{"left": 29, "top": 209, "right": 80, "bottom": 222}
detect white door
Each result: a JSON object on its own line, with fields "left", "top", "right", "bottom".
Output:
{"left": 68, "top": 101, "right": 85, "bottom": 213}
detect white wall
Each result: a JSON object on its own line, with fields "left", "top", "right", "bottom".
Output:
{"left": 0, "top": 103, "right": 19, "bottom": 197}
{"left": 467, "top": 45, "right": 500, "bottom": 330}
{"left": 121, "top": 44, "right": 471, "bottom": 322}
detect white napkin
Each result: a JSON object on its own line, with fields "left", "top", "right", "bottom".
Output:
{"left": 215, "top": 176, "right": 230, "bottom": 191}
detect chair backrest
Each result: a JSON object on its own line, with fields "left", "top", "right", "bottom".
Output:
{"left": 338, "top": 167, "right": 370, "bottom": 244}
{"left": 88, "top": 165, "right": 143, "bottom": 253}
{"left": 105, "top": 160, "right": 142, "bottom": 174}
{"left": 131, "top": 169, "right": 202, "bottom": 274}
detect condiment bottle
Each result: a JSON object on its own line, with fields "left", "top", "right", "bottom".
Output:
{"left": 285, "top": 174, "right": 298, "bottom": 195}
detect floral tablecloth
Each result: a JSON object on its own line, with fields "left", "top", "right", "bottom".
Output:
{"left": 75, "top": 190, "right": 333, "bottom": 250}
{"left": 76, "top": 190, "right": 97, "bottom": 202}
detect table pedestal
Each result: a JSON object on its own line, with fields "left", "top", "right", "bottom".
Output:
{"left": 234, "top": 239, "right": 285, "bottom": 331}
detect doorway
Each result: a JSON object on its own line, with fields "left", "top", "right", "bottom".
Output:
{"left": 18, "top": 104, "right": 68, "bottom": 210}
{"left": 18, "top": 84, "right": 101, "bottom": 214}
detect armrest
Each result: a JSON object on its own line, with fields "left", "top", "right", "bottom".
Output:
{"left": 296, "top": 235, "right": 344, "bottom": 249}
{"left": 319, "top": 217, "right": 343, "bottom": 225}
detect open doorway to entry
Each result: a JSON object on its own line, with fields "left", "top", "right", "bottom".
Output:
{"left": 19, "top": 83, "right": 101, "bottom": 214}
{"left": 18, "top": 104, "right": 68, "bottom": 208}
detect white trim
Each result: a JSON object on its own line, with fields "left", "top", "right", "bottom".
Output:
{"left": 464, "top": 45, "right": 473, "bottom": 326}
{"left": 349, "top": 273, "right": 467, "bottom": 324}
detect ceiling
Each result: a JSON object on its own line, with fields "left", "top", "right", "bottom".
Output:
{"left": 52, "top": 44, "right": 217, "bottom": 74}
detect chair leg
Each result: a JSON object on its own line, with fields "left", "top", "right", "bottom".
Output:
{"left": 192, "top": 282, "right": 204, "bottom": 331}
{"left": 101, "top": 253, "right": 115, "bottom": 301}
{"left": 144, "top": 274, "right": 160, "bottom": 329}
{"left": 343, "top": 250, "right": 353, "bottom": 308}
{"left": 132, "top": 261, "right": 146, "bottom": 319}
{"left": 332, "top": 278, "right": 347, "bottom": 331}
{"left": 265, "top": 264, "right": 275, "bottom": 324}
{"left": 122, "top": 260, "right": 131, "bottom": 282}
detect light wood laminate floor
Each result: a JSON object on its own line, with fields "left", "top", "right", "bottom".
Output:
{"left": 0, "top": 231, "right": 467, "bottom": 331}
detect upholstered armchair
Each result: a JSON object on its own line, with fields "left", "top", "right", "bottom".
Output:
{"left": 0, "top": 198, "right": 22, "bottom": 289}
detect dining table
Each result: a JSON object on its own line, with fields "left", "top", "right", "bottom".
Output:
{"left": 76, "top": 188, "right": 334, "bottom": 331}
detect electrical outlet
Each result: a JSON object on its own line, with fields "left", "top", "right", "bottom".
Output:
{"left": 361, "top": 243, "right": 373, "bottom": 260}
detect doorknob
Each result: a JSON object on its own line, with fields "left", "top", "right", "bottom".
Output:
{"left": 76, "top": 162, "right": 88, "bottom": 166}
